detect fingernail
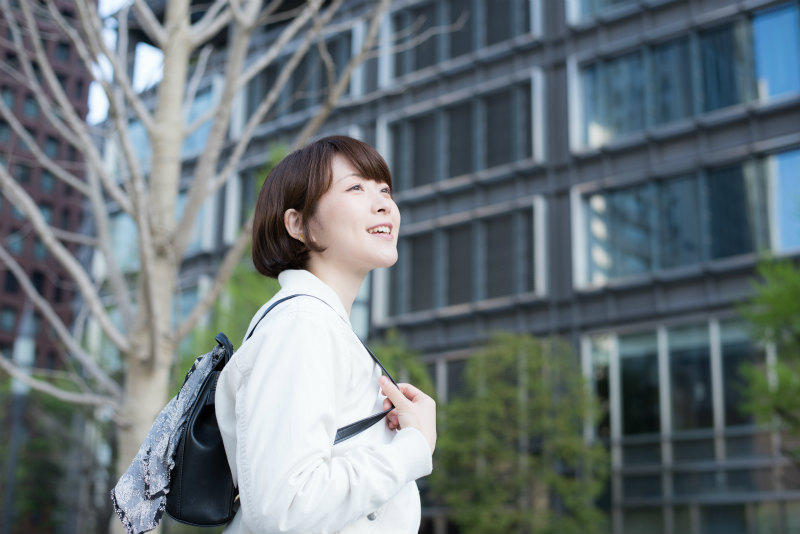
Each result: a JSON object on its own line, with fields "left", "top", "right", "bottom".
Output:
{"left": 379, "top": 376, "right": 388, "bottom": 385}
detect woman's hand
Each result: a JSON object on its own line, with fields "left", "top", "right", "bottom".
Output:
{"left": 379, "top": 376, "right": 437, "bottom": 454}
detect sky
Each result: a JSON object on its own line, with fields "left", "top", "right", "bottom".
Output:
{"left": 87, "top": 0, "right": 164, "bottom": 124}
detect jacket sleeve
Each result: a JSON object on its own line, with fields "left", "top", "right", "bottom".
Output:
{"left": 234, "top": 308, "right": 432, "bottom": 534}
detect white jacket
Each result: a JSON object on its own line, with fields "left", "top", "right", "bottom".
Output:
{"left": 215, "top": 269, "right": 432, "bottom": 534}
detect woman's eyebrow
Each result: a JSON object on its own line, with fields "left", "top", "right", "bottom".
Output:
{"left": 334, "top": 172, "right": 363, "bottom": 184}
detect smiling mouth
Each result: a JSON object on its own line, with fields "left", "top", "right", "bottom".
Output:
{"left": 367, "top": 225, "right": 392, "bottom": 235}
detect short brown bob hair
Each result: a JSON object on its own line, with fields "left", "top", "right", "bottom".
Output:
{"left": 252, "top": 135, "right": 393, "bottom": 278}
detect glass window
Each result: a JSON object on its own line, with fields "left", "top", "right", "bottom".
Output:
{"left": 40, "top": 170, "right": 55, "bottom": 193}
{"left": 31, "top": 271, "right": 45, "bottom": 293}
{"left": 623, "top": 474, "right": 661, "bottom": 499}
{"left": 674, "top": 470, "right": 716, "bottom": 495}
{"left": 658, "top": 175, "right": 703, "bottom": 269}
{"left": 447, "top": 224, "right": 473, "bottom": 305}
{"left": 705, "top": 163, "right": 767, "bottom": 259}
{"left": 409, "top": 233, "right": 435, "bottom": 311}
{"left": 1, "top": 86, "right": 14, "bottom": 108}
{"left": 701, "top": 504, "right": 748, "bottom": 534}
{"left": 581, "top": 52, "right": 645, "bottom": 146}
{"left": 110, "top": 213, "right": 140, "bottom": 272}
{"left": 127, "top": 120, "right": 152, "bottom": 175}
{"left": 669, "top": 324, "right": 713, "bottom": 431}
{"left": 447, "top": 359, "right": 468, "bottom": 400}
{"left": 7, "top": 232, "right": 23, "bottom": 255}
{"left": 485, "top": 88, "right": 514, "bottom": 168}
{"left": 394, "top": 3, "right": 439, "bottom": 77}
{"left": 33, "top": 239, "right": 46, "bottom": 260}
{"left": 720, "top": 320, "right": 765, "bottom": 426}
{"left": 619, "top": 332, "right": 660, "bottom": 435}
{"left": 411, "top": 113, "right": 437, "bottom": 187}
{"left": 700, "top": 24, "right": 743, "bottom": 112}
{"left": 589, "top": 336, "right": 611, "bottom": 439}
{"left": 55, "top": 42, "right": 70, "bottom": 62}
{"left": 447, "top": 102, "right": 472, "bottom": 177}
{"left": 752, "top": 3, "right": 800, "bottom": 100}
{"left": 23, "top": 95, "right": 38, "bottom": 117}
{"left": 674, "top": 438, "right": 715, "bottom": 461}
{"left": 39, "top": 203, "right": 52, "bottom": 224}
{"left": 485, "top": 0, "right": 514, "bottom": 46}
{"left": 786, "top": 501, "right": 800, "bottom": 533}
{"left": 623, "top": 442, "right": 660, "bottom": 465}
{"left": 623, "top": 507, "right": 663, "bottom": 534}
{"left": 583, "top": 183, "right": 654, "bottom": 284}
{"left": 183, "top": 87, "right": 214, "bottom": 157}
{"left": 769, "top": 149, "right": 800, "bottom": 251}
{"left": 448, "top": 0, "right": 473, "bottom": 58}
{"left": 16, "top": 163, "right": 31, "bottom": 183}
{"left": 651, "top": 37, "right": 694, "bottom": 124}
{"left": 44, "top": 136, "right": 59, "bottom": 158}
{"left": 518, "top": 207, "right": 534, "bottom": 293}
{"left": 0, "top": 120, "right": 9, "bottom": 143}
{"left": 4, "top": 271, "right": 18, "bottom": 293}
{"left": 755, "top": 501, "right": 781, "bottom": 534}
{"left": 0, "top": 307, "right": 16, "bottom": 332}
{"left": 485, "top": 214, "right": 514, "bottom": 298}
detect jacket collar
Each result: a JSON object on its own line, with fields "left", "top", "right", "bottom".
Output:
{"left": 277, "top": 269, "right": 351, "bottom": 326}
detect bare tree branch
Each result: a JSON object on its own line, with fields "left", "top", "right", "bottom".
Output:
{"left": 183, "top": 44, "right": 213, "bottom": 125}
{"left": 175, "top": 216, "right": 253, "bottom": 341}
{"left": 87, "top": 167, "right": 134, "bottom": 326}
{"left": 228, "top": 0, "right": 248, "bottom": 27}
{"left": 0, "top": 355, "right": 118, "bottom": 408}
{"left": 0, "top": 244, "right": 123, "bottom": 399}
{"left": 0, "top": 99, "right": 92, "bottom": 197}
{"left": 131, "top": 0, "right": 167, "bottom": 47}
{"left": 0, "top": 168, "right": 130, "bottom": 353}
{"left": 72, "top": 0, "right": 156, "bottom": 134}
{"left": 205, "top": 0, "right": 341, "bottom": 200}
{"left": 174, "top": 0, "right": 329, "bottom": 262}
{"left": 51, "top": 228, "right": 99, "bottom": 247}
{"left": 294, "top": 0, "right": 393, "bottom": 147}
{"left": 19, "top": 0, "right": 136, "bottom": 215}
{"left": 238, "top": 2, "right": 319, "bottom": 88}
{"left": 191, "top": 0, "right": 232, "bottom": 45}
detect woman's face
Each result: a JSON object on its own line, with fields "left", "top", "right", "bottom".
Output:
{"left": 306, "top": 154, "right": 401, "bottom": 277}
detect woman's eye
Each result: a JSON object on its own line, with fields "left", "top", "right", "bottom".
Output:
{"left": 348, "top": 184, "right": 363, "bottom": 191}
{"left": 381, "top": 187, "right": 392, "bottom": 195}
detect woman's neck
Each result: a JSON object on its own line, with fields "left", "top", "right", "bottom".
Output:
{"left": 306, "top": 261, "right": 367, "bottom": 316}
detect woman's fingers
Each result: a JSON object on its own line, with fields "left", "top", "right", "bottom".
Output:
{"left": 379, "top": 376, "right": 437, "bottom": 453}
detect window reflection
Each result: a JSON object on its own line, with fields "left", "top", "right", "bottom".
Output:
{"left": 721, "top": 320, "right": 765, "bottom": 426}
{"left": 669, "top": 324, "right": 713, "bottom": 431}
{"left": 652, "top": 37, "right": 693, "bottom": 125}
{"left": 700, "top": 24, "right": 743, "bottom": 112}
{"left": 753, "top": 3, "right": 800, "bottom": 100}
{"left": 619, "top": 332, "right": 660, "bottom": 435}
{"left": 769, "top": 149, "right": 800, "bottom": 252}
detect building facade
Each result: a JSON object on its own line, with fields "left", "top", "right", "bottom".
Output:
{"left": 110, "top": 0, "right": 800, "bottom": 532}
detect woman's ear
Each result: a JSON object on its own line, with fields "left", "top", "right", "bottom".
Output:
{"left": 284, "top": 209, "right": 305, "bottom": 243}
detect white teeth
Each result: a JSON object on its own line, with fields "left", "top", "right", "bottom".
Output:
{"left": 368, "top": 226, "right": 390, "bottom": 234}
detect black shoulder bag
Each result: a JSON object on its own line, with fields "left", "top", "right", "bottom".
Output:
{"left": 165, "top": 294, "right": 397, "bottom": 527}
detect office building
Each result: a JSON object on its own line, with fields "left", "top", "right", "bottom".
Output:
{"left": 110, "top": 1, "right": 800, "bottom": 532}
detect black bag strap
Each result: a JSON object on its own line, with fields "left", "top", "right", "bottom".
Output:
{"left": 244, "top": 293, "right": 398, "bottom": 445}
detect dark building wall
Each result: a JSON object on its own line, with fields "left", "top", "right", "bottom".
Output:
{"left": 0, "top": 1, "right": 91, "bottom": 371}
{"left": 172, "top": 1, "right": 800, "bottom": 532}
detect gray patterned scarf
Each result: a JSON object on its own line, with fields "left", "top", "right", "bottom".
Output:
{"left": 110, "top": 343, "right": 224, "bottom": 534}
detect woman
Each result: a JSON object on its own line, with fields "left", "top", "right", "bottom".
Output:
{"left": 215, "top": 135, "right": 437, "bottom": 533}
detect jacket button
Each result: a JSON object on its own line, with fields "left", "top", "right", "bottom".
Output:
{"left": 367, "top": 513, "right": 377, "bottom": 521}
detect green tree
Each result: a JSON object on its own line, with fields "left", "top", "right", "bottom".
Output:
{"left": 432, "top": 332, "right": 609, "bottom": 534}
{"left": 739, "top": 258, "right": 800, "bottom": 462}
{"left": 368, "top": 329, "right": 435, "bottom": 396}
